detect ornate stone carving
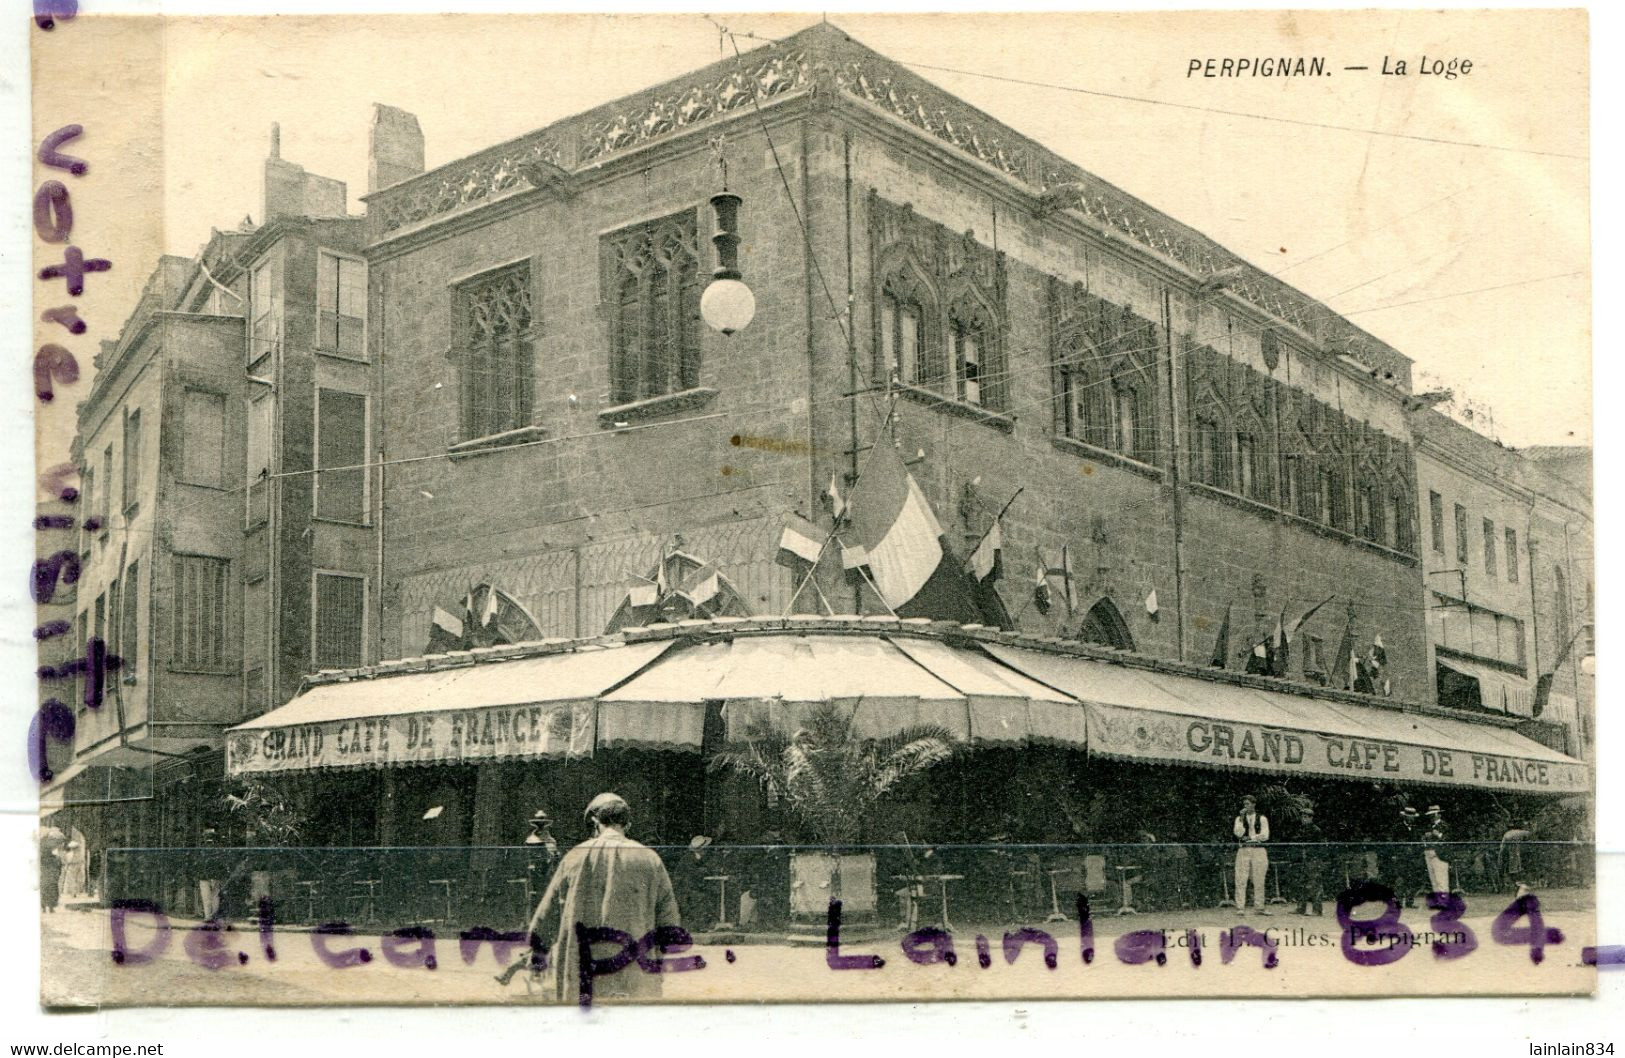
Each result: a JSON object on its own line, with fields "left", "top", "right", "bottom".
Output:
{"left": 375, "top": 136, "right": 564, "bottom": 234}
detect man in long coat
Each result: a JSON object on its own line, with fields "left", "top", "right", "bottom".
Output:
{"left": 526, "top": 792, "right": 682, "bottom": 1004}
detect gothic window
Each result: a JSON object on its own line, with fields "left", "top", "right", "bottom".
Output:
{"left": 455, "top": 263, "right": 534, "bottom": 441}
{"left": 1059, "top": 342, "right": 1110, "bottom": 449}
{"left": 879, "top": 284, "right": 926, "bottom": 386}
{"left": 1114, "top": 380, "right": 1139, "bottom": 459}
{"left": 604, "top": 210, "right": 701, "bottom": 405}
{"left": 1233, "top": 422, "right": 1273, "bottom": 503}
{"left": 1355, "top": 481, "right": 1377, "bottom": 541}
{"left": 950, "top": 301, "right": 1005, "bottom": 411}
{"left": 1195, "top": 415, "right": 1230, "bottom": 489}
{"left": 1391, "top": 487, "right": 1415, "bottom": 553}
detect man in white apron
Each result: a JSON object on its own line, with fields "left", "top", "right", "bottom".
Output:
{"left": 1232, "top": 795, "right": 1271, "bottom": 915}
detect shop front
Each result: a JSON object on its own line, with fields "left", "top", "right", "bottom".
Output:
{"left": 210, "top": 617, "right": 1589, "bottom": 934}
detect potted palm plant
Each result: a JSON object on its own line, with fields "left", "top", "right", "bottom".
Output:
{"left": 222, "top": 777, "right": 306, "bottom": 919}
{"left": 709, "top": 702, "right": 959, "bottom": 927}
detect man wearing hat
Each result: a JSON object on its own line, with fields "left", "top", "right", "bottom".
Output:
{"left": 669, "top": 835, "right": 714, "bottom": 927}
{"left": 525, "top": 810, "right": 559, "bottom": 860}
{"left": 1231, "top": 794, "right": 1271, "bottom": 915}
{"left": 1389, "top": 805, "right": 1421, "bottom": 907}
{"left": 522, "top": 792, "right": 681, "bottom": 1003}
{"left": 1421, "top": 805, "right": 1451, "bottom": 895}
{"left": 1289, "top": 805, "right": 1330, "bottom": 916}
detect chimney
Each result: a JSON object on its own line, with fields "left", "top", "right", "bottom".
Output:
{"left": 263, "top": 122, "right": 349, "bottom": 222}
{"left": 369, "top": 104, "right": 425, "bottom": 193}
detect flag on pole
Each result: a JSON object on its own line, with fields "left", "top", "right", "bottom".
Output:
{"left": 428, "top": 606, "right": 466, "bottom": 653}
{"left": 1059, "top": 546, "right": 1079, "bottom": 612}
{"left": 844, "top": 444, "right": 944, "bottom": 610}
{"left": 1270, "top": 608, "right": 1290, "bottom": 677}
{"left": 824, "top": 472, "right": 847, "bottom": 521}
{"left": 777, "top": 513, "right": 825, "bottom": 569}
{"left": 968, "top": 519, "right": 1003, "bottom": 583}
{"left": 1032, "top": 550, "right": 1053, "bottom": 615}
{"left": 1285, "top": 595, "right": 1335, "bottom": 642}
{"left": 1332, "top": 611, "right": 1357, "bottom": 690}
{"left": 1144, "top": 588, "right": 1160, "bottom": 620}
{"left": 678, "top": 565, "right": 721, "bottom": 609}
{"left": 840, "top": 541, "right": 870, "bottom": 572}
{"left": 1209, "top": 603, "right": 1232, "bottom": 668}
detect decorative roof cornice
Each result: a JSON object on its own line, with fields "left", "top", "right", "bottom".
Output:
{"left": 363, "top": 22, "right": 1413, "bottom": 388}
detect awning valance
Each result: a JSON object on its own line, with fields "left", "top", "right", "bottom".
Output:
{"left": 986, "top": 644, "right": 1588, "bottom": 794}
{"left": 226, "top": 626, "right": 1586, "bottom": 794}
{"left": 1436, "top": 656, "right": 1534, "bottom": 716}
{"left": 597, "top": 634, "right": 1031, "bottom": 746}
{"left": 226, "top": 640, "right": 674, "bottom": 775}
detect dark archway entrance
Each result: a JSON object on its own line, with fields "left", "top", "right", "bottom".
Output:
{"left": 1078, "top": 596, "right": 1135, "bottom": 650}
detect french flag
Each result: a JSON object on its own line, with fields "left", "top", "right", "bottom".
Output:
{"left": 845, "top": 445, "right": 984, "bottom": 625}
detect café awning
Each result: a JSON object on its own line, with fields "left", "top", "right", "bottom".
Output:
{"left": 1436, "top": 655, "right": 1534, "bottom": 716}
{"left": 985, "top": 644, "right": 1588, "bottom": 795}
{"left": 597, "top": 633, "right": 1054, "bottom": 747}
{"left": 226, "top": 640, "right": 674, "bottom": 775}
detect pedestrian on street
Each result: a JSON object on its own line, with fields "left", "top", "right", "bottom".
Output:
{"left": 1422, "top": 805, "right": 1451, "bottom": 895}
{"left": 1389, "top": 806, "right": 1420, "bottom": 907}
{"left": 1290, "top": 805, "right": 1328, "bottom": 916}
{"left": 1232, "top": 794, "right": 1271, "bottom": 916}
{"left": 523, "top": 792, "right": 681, "bottom": 1004}
{"left": 1499, "top": 821, "right": 1532, "bottom": 894}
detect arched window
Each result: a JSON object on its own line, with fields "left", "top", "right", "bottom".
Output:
{"left": 455, "top": 262, "right": 534, "bottom": 441}
{"left": 1060, "top": 337, "right": 1111, "bottom": 449}
{"left": 1078, "top": 597, "right": 1136, "bottom": 651}
{"left": 952, "top": 311, "right": 985, "bottom": 406}
{"left": 1233, "top": 420, "right": 1272, "bottom": 503}
{"left": 1354, "top": 482, "right": 1375, "bottom": 541}
{"left": 1282, "top": 453, "right": 1303, "bottom": 516}
{"left": 604, "top": 209, "right": 701, "bottom": 406}
{"left": 1317, "top": 457, "right": 1349, "bottom": 530}
{"left": 1389, "top": 486, "right": 1414, "bottom": 552}
{"left": 1195, "top": 414, "right": 1231, "bottom": 490}
{"left": 1113, "top": 379, "right": 1140, "bottom": 459}
{"left": 611, "top": 271, "right": 641, "bottom": 405}
{"left": 879, "top": 287, "right": 924, "bottom": 386}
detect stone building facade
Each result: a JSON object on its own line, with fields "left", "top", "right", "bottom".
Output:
{"left": 366, "top": 23, "right": 1428, "bottom": 699}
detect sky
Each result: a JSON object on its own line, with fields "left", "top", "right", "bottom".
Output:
{"left": 34, "top": 9, "right": 1591, "bottom": 453}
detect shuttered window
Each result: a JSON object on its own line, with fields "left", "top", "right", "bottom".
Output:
{"left": 313, "top": 573, "right": 365, "bottom": 671}
{"left": 122, "top": 411, "right": 141, "bottom": 513}
{"left": 246, "top": 395, "right": 272, "bottom": 528}
{"left": 180, "top": 390, "right": 226, "bottom": 487}
{"left": 121, "top": 560, "right": 140, "bottom": 672}
{"left": 316, "top": 389, "right": 367, "bottom": 523}
{"left": 318, "top": 252, "right": 367, "bottom": 359}
{"left": 172, "top": 554, "right": 229, "bottom": 670}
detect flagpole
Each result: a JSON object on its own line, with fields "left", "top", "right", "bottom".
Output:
{"left": 783, "top": 523, "right": 843, "bottom": 618}
{"left": 849, "top": 554, "right": 900, "bottom": 618}
{"left": 965, "top": 487, "right": 1024, "bottom": 560}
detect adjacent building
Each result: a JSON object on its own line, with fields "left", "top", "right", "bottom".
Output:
{"left": 42, "top": 135, "right": 372, "bottom": 900}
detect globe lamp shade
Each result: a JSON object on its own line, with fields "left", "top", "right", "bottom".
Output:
{"left": 701, "top": 277, "right": 756, "bottom": 336}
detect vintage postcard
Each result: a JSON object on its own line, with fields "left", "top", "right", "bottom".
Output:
{"left": 29, "top": 9, "right": 1596, "bottom": 1009}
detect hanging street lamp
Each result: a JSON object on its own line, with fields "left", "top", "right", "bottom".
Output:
{"left": 700, "top": 141, "right": 755, "bottom": 336}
